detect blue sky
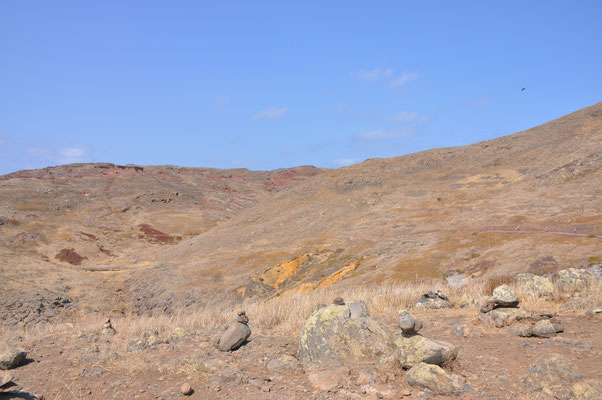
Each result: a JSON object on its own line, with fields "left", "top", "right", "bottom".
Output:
{"left": 1, "top": 1, "right": 601, "bottom": 174}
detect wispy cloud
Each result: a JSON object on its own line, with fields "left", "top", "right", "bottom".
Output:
{"left": 350, "top": 68, "right": 394, "bottom": 82}
{"left": 391, "top": 111, "right": 428, "bottom": 123}
{"left": 59, "top": 146, "right": 87, "bottom": 163}
{"left": 334, "top": 158, "right": 357, "bottom": 166}
{"left": 351, "top": 68, "right": 419, "bottom": 88}
{"left": 252, "top": 107, "right": 288, "bottom": 120}
{"left": 356, "top": 128, "right": 414, "bottom": 141}
{"left": 213, "top": 95, "right": 230, "bottom": 107}
{"left": 27, "top": 145, "right": 89, "bottom": 164}
{"left": 389, "top": 72, "right": 419, "bottom": 87}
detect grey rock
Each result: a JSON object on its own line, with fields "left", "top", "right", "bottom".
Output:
{"left": 493, "top": 285, "right": 519, "bottom": 307}
{"left": 398, "top": 310, "right": 423, "bottom": 334}
{"left": 298, "top": 301, "right": 391, "bottom": 371}
{"left": 406, "top": 363, "right": 466, "bottom": 396}
{"left": 510, "top": 323, "right": 533, "bottom": 337}
{"left": 393, "top": 333, "right": 457, "bottom": 369}
{"left": 532, "top": 319, "right": 563, "bottom": 338}
{"left": 0, "top": 342, "right": 26, "bottom": 370}
{"left": 217, "top": 322, "right": 251, "bottom": 351}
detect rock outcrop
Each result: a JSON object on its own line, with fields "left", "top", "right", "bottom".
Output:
{"left": 298, "top": 301, "right": 391, "bottom": 371}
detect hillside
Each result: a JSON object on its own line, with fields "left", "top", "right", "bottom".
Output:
{"left": 0, "top": 103, "right": 600, "bottom": 320}
{"left": 134, "top": 102, "right": 602, "bottom": 313}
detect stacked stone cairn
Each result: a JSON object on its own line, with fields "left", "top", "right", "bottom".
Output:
{"left": 481, "top": 284, "right": 564, "bottom": 338}
{"left": 216, "top": 311, "right": 251, "bottom": 352}
{"left": 393, "top": 310, "right": 468, "bottom": 396}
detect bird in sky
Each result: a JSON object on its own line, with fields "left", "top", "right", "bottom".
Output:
{"left": 521, "top": 88, "right": 526, "bottom": 92}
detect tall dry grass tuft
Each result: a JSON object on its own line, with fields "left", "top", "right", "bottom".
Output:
{"left": 2, "top": 275, "right": 599, "bottom": 348}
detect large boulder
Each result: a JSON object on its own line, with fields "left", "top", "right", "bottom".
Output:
{"left": 0, "top": 342, "right": 26, "bottom": 370}
{"left": 557, "top": 268, "right": 592, "bottom": 294}
{"left": 492, "top": 285, "right": 519, "bottom": 307}
{"left": 515, "top": 273, "right": 554, "bottom": 297}
{"left": 393, "top": 333, "right": 457, "bottom": 369}
{"left": 522, "top": 354, "right": 586, "bottom": 400}
{"left": 406, "top": 363, "right": 467, "bottom": 396}
{"left": 298, "top": 301, "right": 391, "bottom": 371}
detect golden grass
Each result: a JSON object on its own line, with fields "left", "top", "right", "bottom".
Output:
{"left": 3, "top": 275, "right": 599, "bottom": 355}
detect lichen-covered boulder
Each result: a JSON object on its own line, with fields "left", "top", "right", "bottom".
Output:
{"left": 557, "top": 268, "right": 592, "bottom": 294}
{"left": 515, "top": 273, "right": 554, "bottom": 297}
{"left": 522, "top": 354, "right": 582, "bottom": 399}
{"left": 393, "top": 333, "right": 457, "bottom": 369}
{"left": 298, "top": 301, "right": 391, "bottom": 371}
{"left": 406, "top": 363, "right": 467, "bottom": 396}
{"left": 0, "top": 342, "right": 26, "bottom": 370}
{"left": 492, "top": 285, "right": 519, "bottom": 307}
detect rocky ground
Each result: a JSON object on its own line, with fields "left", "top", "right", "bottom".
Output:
{"left": 2, "top": 268, "right": 601, "bottom": 399}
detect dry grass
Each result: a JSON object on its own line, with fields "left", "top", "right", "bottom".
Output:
{"left": 3, "top": 275, "right": 600, "bottom": 349}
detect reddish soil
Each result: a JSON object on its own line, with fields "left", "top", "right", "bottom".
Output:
{"left": 139, "top": 224, "right": 174, "bottom": 244}
{"left": 55, "top": 248, "right": 87, "bottom": 265}
{"left": 79, "top": 231, "right": 98, "bottom": 241}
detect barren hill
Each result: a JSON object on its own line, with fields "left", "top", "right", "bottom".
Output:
{"left": 1, "top": 103, "right": 601, "bottom": 321}
{"left": 135, "top": 102, "right": 602, "bottom": 313}
{"left": 0, "top": 164, "right": 324, "bottom": 322}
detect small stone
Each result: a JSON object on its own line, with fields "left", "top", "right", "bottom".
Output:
{"left": 333, "top": 297, "right": 345, "bottom": 305}
{"left": 479, "top": 297, "right": 495, "bottom": 313}
{"left": 180, "top": 383, "right": 193, "bottom": 395}
{"left": 510, "top": 323, "right": 533, "bottom": 337}
{"left": 398, "top": 310, "right": 423, "bottom": 334}
{"left": 532, "top": 320, "right": 562, "bottom": 338}
{"left": 261, "top": 386, "right": 270, "bottom": 392}
{"left": 400, "top": 388, "right": 412, "bottom": 396}
{"left": 307, "top": 367, "right": 349, "bottom": 391}
{"left": 451, "top": 324, "right": 476, "bottom": 337}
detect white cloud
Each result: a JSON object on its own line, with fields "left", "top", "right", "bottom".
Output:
{"left": 27, "top": 145, "right": 88, "bottom": 164}
{"left": 213, "top": 95, "right": 230, "bottom": 107}
{"left": 334, "top": 158, "right": 357, "bottom": 166}
{"left": 351, "top": 68, "right": 419, "bottom": 88}
{"left": 350, "top": 68, "right": 394, "bottom": 82}
{"left": 391, "top": 111, "right": 428, "bottom": 123}
{"left": 389, "top": 72, "right": 419, "bottom": 87}
{"left": 356, "top": 128, "right": 413, "bottom": 141}
{"left": 252, "top": 107, "right": 288, "bottom": 120}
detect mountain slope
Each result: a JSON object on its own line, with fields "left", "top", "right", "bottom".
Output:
{"left": 130, "top": 102, "right": 602, "bottom": 313}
